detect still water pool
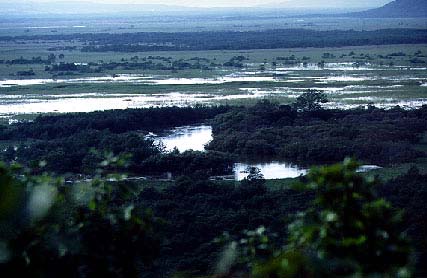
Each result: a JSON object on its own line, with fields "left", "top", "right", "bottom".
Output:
{"left": 155, "top": 125, "right": 381, "bottom": 180}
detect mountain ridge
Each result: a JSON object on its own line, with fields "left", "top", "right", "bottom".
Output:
{"left": 268, "top": 0, "right": 389, "bottom": 9}
{"left": 347, "top": 0, "right": 427, "bottom": 17}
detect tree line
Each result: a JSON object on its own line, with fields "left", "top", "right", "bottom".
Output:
{"left": 1, "top": 29, "right": 427, "bottom": 52}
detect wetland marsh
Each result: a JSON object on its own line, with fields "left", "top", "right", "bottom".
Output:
{"left": 1, "top": 45, "right": 427, "bottom": 119}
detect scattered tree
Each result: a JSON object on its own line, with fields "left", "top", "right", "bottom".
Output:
{"left": 293, "top": 90, "right": 328, "bottom": 112}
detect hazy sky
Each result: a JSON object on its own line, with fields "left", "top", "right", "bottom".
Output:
{"left": 2, "top": 0, "right": 392, "bottom": 8}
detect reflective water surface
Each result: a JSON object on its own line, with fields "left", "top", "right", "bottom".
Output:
{"left": 0, "top": 63, "right": 426, "bottom": 117}
{"left": 156, "top": 125, "right": 381, "bottom": 180}
{"left": 233, "top": 162, "right": 307, "bottom": 181}
{"left": 154, "top": 125, "right": 213, "bottom": 152}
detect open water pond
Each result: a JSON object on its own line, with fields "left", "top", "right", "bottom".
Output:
{"left": 153, "top": 125, "right": 213, "bottom": 152}
{"left": 155, "top": 125, "right": 382, "bottom": 180}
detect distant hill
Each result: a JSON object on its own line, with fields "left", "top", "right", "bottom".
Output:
{"left": 347, "top": 0, "right": 427, "bottom": 17}
{"left": 270, "top": 0, "right": 388, "bottom": 10}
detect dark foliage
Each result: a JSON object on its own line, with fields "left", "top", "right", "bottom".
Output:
{"left": 0, "top": 106, "right": 229, "bottom": 141}
{"left": 293, "top": 90, "right": 328, "bottom": 112}
{"left": 0, "top": 162, "right": 161, "bottom": 278}
{"left": 380, "top": 168, "right": 427, "bottom": 276}
{"left": 1, "top": 29, "right": 427, "bottom": 52}
{"left": 136, "top": 176, "right": 313, "bottom": 276}
{"left": 139, "top": 150, "right": 235, "bottom": 178}
{"left": 4, "top": 130, "right": 159, "bottom": 173}
{"left": 207, "top": 101, "right": 427, "bottom": 165}
{"left": 251, "top": 160, "right": 412, "bottom": 278}
{"left": 0, "top": 106, "right": 233, "bottom": 175}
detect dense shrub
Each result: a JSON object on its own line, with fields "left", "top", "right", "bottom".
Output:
{"left": 207, "top": 102, "right": 427, "bottom": 165}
